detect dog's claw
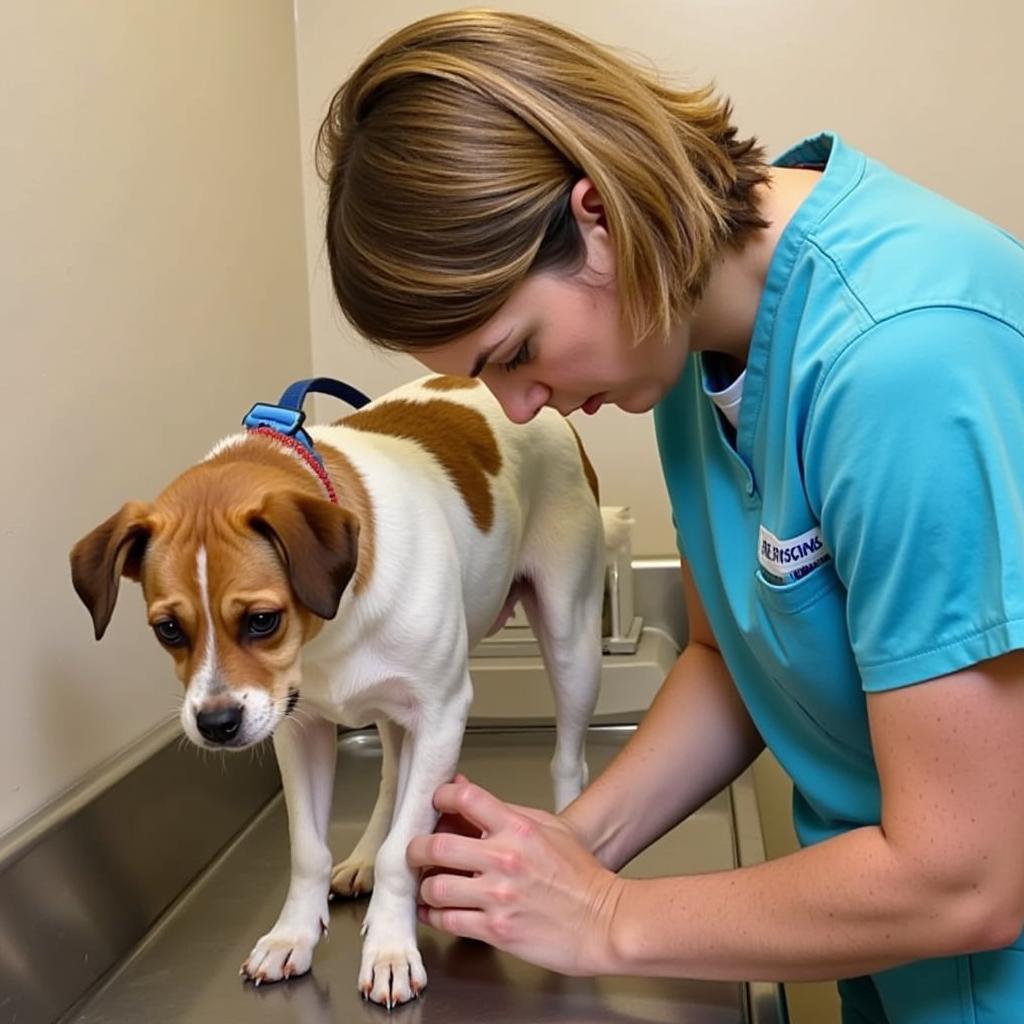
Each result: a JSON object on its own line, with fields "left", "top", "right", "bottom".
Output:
{"left": 280, "top": 950, "right": 295, "bottom": 979}
{"left": 243, "top": 923, "right": 321, "bottom": 986}
{"left": 359, "top": 949, "right": 425, "bottom": 1008}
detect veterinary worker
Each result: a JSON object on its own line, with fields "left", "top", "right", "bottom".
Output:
{"left": 316, "top": 10, "right": 1024, "bottom": 1023}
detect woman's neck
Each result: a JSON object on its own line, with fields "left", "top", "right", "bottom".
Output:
{"left": 689, "top": 166, "right": 822, "bottom": 364}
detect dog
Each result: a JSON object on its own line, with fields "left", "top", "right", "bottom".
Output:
{"left": 70, "top": 373, "right": 612, "bottom": 1007}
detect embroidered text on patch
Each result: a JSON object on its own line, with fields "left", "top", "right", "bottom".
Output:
{"left": 758, "top": 524, "right": 831, "bottom": 584}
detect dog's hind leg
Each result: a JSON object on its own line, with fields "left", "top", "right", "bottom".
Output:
{"left": 331, "top": 717, "right": 402, "bottom": 898}
{"left": 520, "top": 562, "right": 604, "bottom": 812}
{"left": 242, "top": 712, "right": 337, "bottom": 984}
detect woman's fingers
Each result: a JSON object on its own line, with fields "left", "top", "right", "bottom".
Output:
{"left": 438, "top": 775, "right": 551, "bottom": 831}
{"left": 417, "top": 905, "right": 492, "bottom": 942}
{"left": 417, "top": 869, "right": 483, "bottom": 909}
{"left": 431, "top": 779, "right": 518, "bottom": 835}
{"left": 432, "top": 809, "right": 483, "bottom": 839}
{"left": 406, "top": 776, "right": 620, "bottom": 975}
{"left": 407, "top": 829, "right": 490, "bottom": 874}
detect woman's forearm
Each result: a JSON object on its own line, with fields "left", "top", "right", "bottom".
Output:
{"left": 562, "top": 641, "right": 764, "bottom": 871}
{"left": 605, "top": 822, "right": 1016, "bottom": 982}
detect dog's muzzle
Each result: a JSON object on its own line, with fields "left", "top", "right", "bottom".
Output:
{"left": 195, "top": 705, "right": 243, "bottom": 745}
{"left": 193, "top": 690, "right": 299, "bottom": 747}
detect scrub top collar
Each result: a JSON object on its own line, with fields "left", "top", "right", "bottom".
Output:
{"left": 701, "top": 132, "right": 867, "bottom": 489}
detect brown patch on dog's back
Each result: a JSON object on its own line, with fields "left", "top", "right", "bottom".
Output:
{"left": 346, "top": 399, "right": 501, "bottom": 531}
{"left": 422, "top": 375, "right": 480, "bottom": 392}
{"left": 566, "top": 422, "right": 600, "bottom": 503}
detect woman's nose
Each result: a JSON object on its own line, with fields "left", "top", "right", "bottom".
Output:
{"left": 482, "top": 375, "right": 550, "bottom": 424}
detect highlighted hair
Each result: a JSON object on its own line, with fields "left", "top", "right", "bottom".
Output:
{"left": 317, "top": 9, "right": 768, "bottom": 349}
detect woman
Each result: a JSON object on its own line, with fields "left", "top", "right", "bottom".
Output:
{"left": 315, "top": 10, "right": 1024, "bottom": 1022}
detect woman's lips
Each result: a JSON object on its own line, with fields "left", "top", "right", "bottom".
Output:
{"left": 581, "top": 393, "right": 606, "bottom": 415}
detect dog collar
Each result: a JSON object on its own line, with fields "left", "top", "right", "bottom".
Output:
{"left": 243, "top": 377, "right": 372, "bottom": 505}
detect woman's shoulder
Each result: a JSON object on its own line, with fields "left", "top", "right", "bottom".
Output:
{"left": 807, "top": 145, "right": 1024, "bottom": 330}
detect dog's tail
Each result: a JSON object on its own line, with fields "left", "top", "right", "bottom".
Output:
{"left": 600, "top": 506, "right": 635, "bottom": 560}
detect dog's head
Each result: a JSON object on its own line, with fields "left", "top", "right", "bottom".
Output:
{"left": 69, "top": 459, "right": 359, "bottom": 749}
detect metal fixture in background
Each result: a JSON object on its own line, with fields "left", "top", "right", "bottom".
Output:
{"left": 474, "top": 505, "right": 644, "bottom": 659}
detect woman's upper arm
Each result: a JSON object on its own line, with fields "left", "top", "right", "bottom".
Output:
{"left": 867, "top": 649, "right": 1024, "bottom": 939}
{"left": 680, "top": 558, "right": 718, "bottom": 651}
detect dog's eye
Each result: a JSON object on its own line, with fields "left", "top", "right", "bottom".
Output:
{"left": 246, "top": 611, "right": 281, "bottom": 639}
{"left": 153, "top": 618, "right": 186, "bottom": 647}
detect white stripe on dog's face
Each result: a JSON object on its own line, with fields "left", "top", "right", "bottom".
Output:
{"left": 192, "top": 546, "right": 217, "bottom": 696}
{"left": 181, "top": 546, "right": 222, "bottom": 744}
{"left": 178, "top": 545, "right": 279, "bottom": 749}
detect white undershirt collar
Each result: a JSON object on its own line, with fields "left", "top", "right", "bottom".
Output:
{"left": 703, "top": 366, "right": 746, "bottom": 430}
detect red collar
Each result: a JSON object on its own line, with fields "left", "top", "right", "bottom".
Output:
{"left": 247, "top": 426, "right": 338, "bottom": 504}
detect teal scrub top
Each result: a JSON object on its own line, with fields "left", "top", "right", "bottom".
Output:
{"left": 654, "top": 133, "right": 1024, "bottom": 1023}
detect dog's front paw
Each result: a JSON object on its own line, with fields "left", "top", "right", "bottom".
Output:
{"left": 331, "top": 855, "right": 374, "bottom": 898}
{"left": 358, "top": 942, "right": 427, "bottom": 1008}
{"left": 241, "top": 919, "right": 327, "bottom": 985}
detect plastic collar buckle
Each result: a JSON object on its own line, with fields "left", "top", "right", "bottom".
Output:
{"left": 242, "top": 402, "right": 323, "bottom": 467}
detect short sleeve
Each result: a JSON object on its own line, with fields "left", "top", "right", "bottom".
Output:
{"left": 804, "top": 307, "right": 1024, "bottom": 691}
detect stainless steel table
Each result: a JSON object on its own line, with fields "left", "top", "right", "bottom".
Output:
{"left": 64, "top": 726, "right": 784, "bottom": 1023}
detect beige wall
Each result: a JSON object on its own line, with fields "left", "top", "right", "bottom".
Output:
{"left": 4, "top": 1, "right": 1021, "bottom": 1019}
{"left": 296, "top": 0, "right": 1024, "bottom": 559}
{"left": 1, "top": 2, "right": 311, "bottom": 835}
{"left": 294, "top": 4, "right": 1023, "bottom": 1021}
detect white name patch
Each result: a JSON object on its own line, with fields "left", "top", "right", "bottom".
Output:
{"left": 757, "top": 524, "right": 830, "bottom": 578}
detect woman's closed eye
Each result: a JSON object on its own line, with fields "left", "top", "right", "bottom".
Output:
{"left": 501, "top": 338, "right": 532, "bottom": 372}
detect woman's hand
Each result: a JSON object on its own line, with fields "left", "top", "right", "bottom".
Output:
{"left": 406, "top": 776, "right": 626, "bottom": 977}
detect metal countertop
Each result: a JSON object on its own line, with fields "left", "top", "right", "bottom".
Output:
{"left": 65, "top": 727, "right": 784, "bottom": 1024}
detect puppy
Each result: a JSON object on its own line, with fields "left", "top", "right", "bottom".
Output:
{"left": 70, "top": 374, "right": 608, "bottom": 1007}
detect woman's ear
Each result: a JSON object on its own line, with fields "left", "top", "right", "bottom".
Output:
{"left": 569, "top": 177, "right": 615, "bottom": 278}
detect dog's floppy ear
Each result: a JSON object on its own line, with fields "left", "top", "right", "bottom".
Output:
{"left": 70, "top": 501, "right": 154, "bottom": 640}
{"left": 249, "top": 492, "right": 359, "bottom": 620}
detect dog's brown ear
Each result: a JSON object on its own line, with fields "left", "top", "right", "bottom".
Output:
{"left": 249, "top": 492, "right": 359, "bottom": 620}
{"left": 70, "top": 501, "right": 154, "bottom": 640}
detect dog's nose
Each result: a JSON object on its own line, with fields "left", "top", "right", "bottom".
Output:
{"left": 195, "top": 705, "right": 243, "bottom": 744}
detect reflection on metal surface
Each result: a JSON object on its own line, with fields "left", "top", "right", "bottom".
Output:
{"left": 64, "top": 728, "right": 783, "bottom": 1023}
{"left": 0, "top": 721, "right": 281, "bottom": 1024}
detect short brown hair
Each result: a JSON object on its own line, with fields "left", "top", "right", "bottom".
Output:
{"left": 317, "top": 9, "right": 768, "bottom": 349}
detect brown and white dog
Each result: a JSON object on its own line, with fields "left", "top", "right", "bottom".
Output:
{"left": 70, "top": 374, "right": 609, "bottom": 1007}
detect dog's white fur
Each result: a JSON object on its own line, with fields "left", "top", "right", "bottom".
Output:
{"left": 250, "top": 379, "right": 605, "bottom": 1004}
{"left": 74, "top": 375, "right": 609, "bottom": 1007}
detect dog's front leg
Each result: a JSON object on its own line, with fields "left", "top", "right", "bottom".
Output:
{"left": 331, "top": 717, "right": 402, "bottom": 898}
{"left": 242, "top": 712, "right": 337, "bottom": 984}
{"left": 358, "top": 686, "right": 472, "bottom": 1007}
